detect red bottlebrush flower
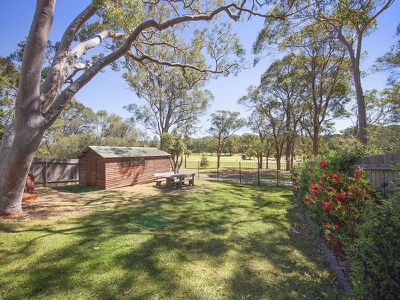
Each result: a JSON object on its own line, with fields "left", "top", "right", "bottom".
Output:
{"left": 322, "top": 201, "right": 332, "bottom": 210}
{"left": 308, "top": 165, "right": 315, "bottom": 171}
{"left": 334, "top": 224, "right": 340, "bottom": 230}
{"left": 323, "top": 223, "right": 330, "bottom": 229}
{"left": 310, "top": 182, "right": 319, "bottom": 190}
{"left": 304, "top": 196, "right": 314, "bottom": 202}
{"left": 319, "top": 160, "right": 328, "bottom": 168}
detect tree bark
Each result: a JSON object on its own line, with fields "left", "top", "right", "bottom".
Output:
{"left": 352, "top": 68, "right": 368, "bottom": 144}
{"left": 285, "top": 141, "right": 291, "bottom": 171}
{"left": 0, "top": 128, "right": 44, "bottom": 214}
{"left": 312, "top": 125, "right": 320, "bottom": 156}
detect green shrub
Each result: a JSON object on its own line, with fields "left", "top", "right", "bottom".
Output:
{"left": 303, "top": 168, "right": 374, "bottom": 252}
{"left": 200, "top": 153, "right": 209, "bottom": 168}
{"left": 329, "top": 146, "right": 365, "bottom": 174}
{"left": 350, "top": 195, "right": 400, "bottom": 299}
{"left": 241, "top": 154, "right": 248, "bottom": 160}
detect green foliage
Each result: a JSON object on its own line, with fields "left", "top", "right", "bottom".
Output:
{"left": 350, "top": 195, "right": 400, "bottom": 299}
{"left": 199, "top": 153, "right": 209, "bottom": 168}
{"left": 304, "top": 168, "right": 374, "bottom": 252}
{"left": 37, "top": 101, "right": 142, "bottom": 158}
{"left": 367, "top": 125, "right": 400, "bottom": 154}
{"left": 0, "top": 56, "right": 18, "bottom": 138}
{"left": 162, "top": 129, "right": 186, "bottom": 172}
{"left": 328, "top": 146, "right": 366, "bottom": 174}
{"left": 292, "top": 147, "right": 370, "bottom": 253}
{"left": 376, "top": 23, "right": 400, "bottom": 85}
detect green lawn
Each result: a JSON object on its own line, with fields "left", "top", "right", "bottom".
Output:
{"left": 0, "top": 181, "right": 342, "bottom": 299}
{"left": 185, "top": 153, "right": 298, "bottom": 170}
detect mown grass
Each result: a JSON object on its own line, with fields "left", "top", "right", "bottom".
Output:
{"left": 0, "top": 181, "right": 342, "bottom": 299}
{"left": 185, "top": 153, "right": 298, "bottom": 170}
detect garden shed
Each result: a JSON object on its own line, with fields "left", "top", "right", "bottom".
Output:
{"left": 79, "top": 146, "right": 171, "bottom": 189}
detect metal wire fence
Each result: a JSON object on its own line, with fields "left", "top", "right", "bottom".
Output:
{"left": 185, "top": 161, "right": 292, "bottom": 186}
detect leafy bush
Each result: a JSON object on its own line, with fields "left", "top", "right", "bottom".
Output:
{"left": 200, "top": 153, "right": 209, "bottom": 168}
{"left": 350, "top": 195, "right": 400, "bottom": 299}
{"left": 292, "top": 147, "right": 373, "bottom": 253}
{"left": 329, "top": 145, "right": 365, "bottom": 174}
{"left": 241, "top": 154, "right": 248, "bottom": 160}
{"left": 303, "top": 167, "right": 374, "bottom": 252}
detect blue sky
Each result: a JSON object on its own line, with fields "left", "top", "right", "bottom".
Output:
{"left": 0, "top": 1, "right": 399, "bottom": 137}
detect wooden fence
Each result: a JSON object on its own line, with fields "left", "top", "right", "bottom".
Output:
{"left": 356, "top": 153, "right": 400, "bottom": 196}
{"left": 30, "top": 158, "right": 79, "bottom": 186}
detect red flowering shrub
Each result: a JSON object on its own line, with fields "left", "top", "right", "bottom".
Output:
{"left": 302, "top": 168, "right": 374, "bottom": 253}
{"left": 319, "top": 160, "right": 328, "bottom": 168}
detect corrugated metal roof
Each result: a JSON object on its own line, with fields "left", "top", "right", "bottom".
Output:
{"left": 84, "top": 146, "right": 170, "bottom": 158}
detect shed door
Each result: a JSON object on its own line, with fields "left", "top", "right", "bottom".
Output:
{"left": 88, "top": 157, "right": 97, "bottom": 186}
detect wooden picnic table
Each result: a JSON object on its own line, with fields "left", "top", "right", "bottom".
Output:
{"left": 154, "top": 172, "right": 195, "bottom": 189}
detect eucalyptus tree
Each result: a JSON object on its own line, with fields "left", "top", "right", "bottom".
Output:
{"left": 347, "top": 89, "right": 399, "bottom": 126}
{"left": 0, "top": 0, "right": 293, "bottom": 214}
{"left": 0, "top": 57, "right": 18, "bottom": 139}
{"left": 123, "top": 47, "right": 214, "bottom": 150}
{"left": 253, "top": 0, "right": 395, "bottom": 143}
{"left": 209, "top": 110, "right": 245, "bottom": 169}
{"left": 240, "top": 87, "right": 286, "bottom": 170}
{"left": 284, "top": 27, "right": 351, "bottom": 155}
{"left": 247, "top": 111, "right": 273, "bottom": 169}
{"left": 376, "top": 23, "right": 400, "bottom": 123}
{"left": 259, "top": 54, "right": 304, "bottom": 170}
{"left": 377, "top": 23, "right": 400, "bottom": 85}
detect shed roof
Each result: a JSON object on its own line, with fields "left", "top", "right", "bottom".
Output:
{"left": 83, "top": 146, "right": 170, "bottom": 158}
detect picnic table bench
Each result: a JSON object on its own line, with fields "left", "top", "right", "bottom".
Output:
{"left": 154, "top": 172, "right": 196, "bottom": 189}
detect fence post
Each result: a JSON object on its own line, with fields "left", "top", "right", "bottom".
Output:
{"left": 257, "top": 163, "right": 261, "bottom": 186}
{"left": 197, "top": 161, "right": 200, "bottom": 179}
{"left": 44, "top": 161, "right": 48, "bottom": 187}
{"left": 239, "top": 162, "right": 242, "bottom": 184}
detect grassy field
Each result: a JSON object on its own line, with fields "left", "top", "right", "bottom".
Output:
{"left": 185, "top": 153, "right": 298, "bottom": 170}
{"left": 0, "top": 181, "right": 342, "bottom": 299}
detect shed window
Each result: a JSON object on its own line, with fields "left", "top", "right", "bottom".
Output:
{"left": 121, "top": 158, "right": 145, "bottom": 167}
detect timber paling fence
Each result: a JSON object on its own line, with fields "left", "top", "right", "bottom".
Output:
{"left": 29, "top": 158, "right": 79, "bottom": 186}
{"left": 354, "top": 153, "right": 400, "bottom": 196}
{"left": 186, "top": 161, "right": 293, "bottom": 187}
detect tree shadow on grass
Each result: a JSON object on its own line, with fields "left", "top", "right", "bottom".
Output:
{"left": 0, "top": 182, "right": 342, "bottom": 299}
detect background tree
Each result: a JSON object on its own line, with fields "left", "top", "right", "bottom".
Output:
{"left": 377, "top": 23, "right": 400, "bottom": 85}
{"left": 163, "top": 129, "right": 186, "bottom": 173}
{"left": 124, "top": 64, "right": 212, "bottom": 150}
{"left": 253, "top": 0, "right": 395, "bottom": 143}
{"left": 259, "top": 54, "right": 305, "bottom": 169}
{"left": 0, "top": 0, "right": 287, "bottom": 214}
{"left": 288, "top": 29, "right": 351, "bottom": 156}
{"left": 0, "top": 57, "right": 18, "bottom": 139}
{"left": 223, "top": 134, "right": 240, "bottom": 156}
{"left": 209, "top": 110, "right": 245, "bottom": 169}
{"left": 248, "top": 111, "right": 272, "bottom": 169}
{"left": 240, "top": 87, "right": 286, "bottom": 170}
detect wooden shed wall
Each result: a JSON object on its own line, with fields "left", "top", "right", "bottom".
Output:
{"left": 104, "top": 157, "right": 170, "bottom": 189}
{"left": 79, "top": 149, "right": 106, "bottom": 189}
